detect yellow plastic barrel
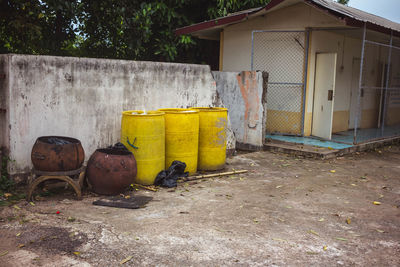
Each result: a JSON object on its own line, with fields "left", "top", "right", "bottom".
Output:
{"left": 121, "top": 110, "right": 165, "bottom": 185}
{"left": 158, "top": 108, "right": 199, "bottom": 174}
{"left": 191, "top": 107, "right": 228, "bottom": 171}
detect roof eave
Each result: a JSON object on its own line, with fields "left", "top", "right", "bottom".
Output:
{"left": 344, "top": 17, "right": 400, "bottom": 37}
{"left": 305, "top": 0, "right": 400, "bottom": 37}
{"left": 174, "top": 0, "right": 287, "bottom": 36}
{"left": 176, "top": 0, "right": 400, "bottom": 38}
{"left": 175, "top": 13, "right": 248, "bottom": 36}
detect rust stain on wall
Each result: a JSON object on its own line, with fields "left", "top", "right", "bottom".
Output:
{"left": 236, "top": 71, "right": 260, "bottom": 143}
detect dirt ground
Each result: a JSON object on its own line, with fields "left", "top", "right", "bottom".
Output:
{"left": 1, "top": 146, "right": 400, "bottom": 266}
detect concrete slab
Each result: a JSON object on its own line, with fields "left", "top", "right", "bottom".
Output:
{"left": 1, "top": 147, "right": 400, "bottom": 266}
{"left": 265, "top": 135, "right": 400, "bottom": 159}
{"left": 267, "top": 135, "right": 353, "bottom": 150}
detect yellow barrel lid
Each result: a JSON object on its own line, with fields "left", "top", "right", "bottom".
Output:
{"left": 190, "top": 107, "right": 228, "bottom": 112}
{"left": 122, "top": 110, "right": 165, "bottom": 116}
{"left": 158, "top": 108, "right": 198, "bottom": 114}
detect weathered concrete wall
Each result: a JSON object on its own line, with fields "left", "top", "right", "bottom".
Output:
{"left": 2, "top": 54, "right": 222, "bottom": 178}
{"left": 213, "top": 71, "right": 266, "bottom": 149}
{"left": 0, "top": 56, "right": 9, "bottom": 155}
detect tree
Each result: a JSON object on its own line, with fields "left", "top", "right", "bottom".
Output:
{"left": 0, "top": 0, "right": 271, "bottom": 62}
{"left": 77, "top": 0, "right": 198, "bottom": 61}
{"left": 336, "top": 0, "right": 349, "bottom": 5}
{"left": 0, "top": 0, "right": 80, "bottom": 55}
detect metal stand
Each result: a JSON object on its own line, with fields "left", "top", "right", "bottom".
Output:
{"left": 26, "top": 166, "right": 86, "bottom": 201}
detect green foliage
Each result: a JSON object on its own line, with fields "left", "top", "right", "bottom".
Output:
{"left": 0, "top": 0, "right": 80, "bottom": 55}
{"left": 208, "top": 0, "right": 269, "bottom": 18}
{"left": 0, "top": 156, "right": 15, "bottom": 192}
{"left": 336, "top": 0, "right": 349, "bottom": 5}
{"left": 78, "top": 0, "right": 189, "bottom": 61}
{"left": 0, "top": 155, "right": 26, "bottom": 206}
{"left": 1, "top": 0, "right": 271, "bottom": 63}
{"left": 0, "top": 192, "right": 26, "bottom": 206}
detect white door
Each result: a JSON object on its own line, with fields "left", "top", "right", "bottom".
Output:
{"left": 349, "top": 58, "right": 360, "bottom": 129}
{"left": 312, "top": 53, "right": 337, "bottom": 140}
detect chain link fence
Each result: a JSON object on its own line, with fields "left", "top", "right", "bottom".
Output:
{"left": 252, "top": 31, "right": 308, "bottom": 135}
{"left": 352, "top": 29, "right": 400, "bottom": 144}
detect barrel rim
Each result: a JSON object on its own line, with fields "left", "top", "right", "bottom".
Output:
{"left": 96, "top": 148, "right": 133, "bottom": 156}
{"left": 37, "top": 136, "right": 82, "bottom": 145}
{"left": 190, "top": 107, "right": 228, "bottom": 112}
{"left": 158, "top": 108, "right": 198, "bottom": 114}
{"left": 122, "top": 110, "right": 165, "bottom": 116}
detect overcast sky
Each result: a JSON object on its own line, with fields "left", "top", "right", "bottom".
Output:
{"left": 348, "top": 0, "right": 400, "bottom": 23}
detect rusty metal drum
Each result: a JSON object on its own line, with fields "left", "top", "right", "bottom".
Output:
{"left": 31, "top": 136, "right": 85, "bottom": 172}
{"left": 86, "top": 148, "right": 137, "bottom": 195}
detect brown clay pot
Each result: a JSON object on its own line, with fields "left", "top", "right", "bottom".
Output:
{"left": 31, "top": 136, "right": 85, "bottom": 172}
{"left": 86, "top": 148, "right": 137, "bottom": 195}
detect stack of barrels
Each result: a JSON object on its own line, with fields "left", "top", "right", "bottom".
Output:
{"left": 120, "top": 107, "right": 228, "bottom": 185}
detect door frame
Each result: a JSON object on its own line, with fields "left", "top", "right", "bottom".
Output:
{"left": 311, "top": 52, "right": 337, "bottom": 139}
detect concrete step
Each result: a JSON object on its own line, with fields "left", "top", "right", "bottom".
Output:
{"left": 264, "top": 136, "right": 400, "bottom": 159}
{"left": 264, "top": 140, "right": 341, "bottom": 159}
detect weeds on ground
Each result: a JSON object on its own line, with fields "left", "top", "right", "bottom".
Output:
{"left": 1, "top": 156, "right": 14, "bottom": 191}
{"left": 0, "top": 155, "right": 25, "bottom": 206}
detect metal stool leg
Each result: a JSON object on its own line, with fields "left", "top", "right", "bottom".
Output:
{"left": 26, "top": 175, "right": 82, "bottom": 201}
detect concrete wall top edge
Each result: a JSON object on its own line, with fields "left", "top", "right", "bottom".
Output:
{"left": 3, "top": 53, "right": 212, "bottom": 71}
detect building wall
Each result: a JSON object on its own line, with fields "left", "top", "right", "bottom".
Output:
{"left": 306, "top": 31, "right": 363, "bottom": 135}
{"left": 221, "top": 2, "right": 344, "bottom": 72}
{"left": 1, "top": 54, "right": 221, "bottom": 178}
{"left": 359, "top": 42, "right": 388, "bottom": 129}
{"left": 221, "top": 2, "right": 394, "bottom": 137}
{"left": 307, "top": 31, "right": 393, "bottom": 135}
{"left": 386, "top": 48, "right": 400, "bottom": 125}
{"left": 221, "top": 2, "right": 345, "bottom": 135}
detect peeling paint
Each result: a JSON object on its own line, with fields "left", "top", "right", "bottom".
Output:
{"left": 236, "top": 71, "right": 261, "bottom": 142}
{"left": 214, "top": 71, "right": 265, "bottom": 149}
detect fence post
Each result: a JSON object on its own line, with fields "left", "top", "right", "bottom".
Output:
{"left": 301, "top": 29, "right": 310, "bottom": 136}
{"left": 251, "top": 31, "right": 255, "bottom": 71}
{"left": 380, "top": 30, "right": 393, "bottom": 136}
{"left": 353, "top": 23, "right": 366, "bottom": 144}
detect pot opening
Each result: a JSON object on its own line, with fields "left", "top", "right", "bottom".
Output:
{"left": 97, "top": 148, "right": 132, "bottom": 156}
{"left": 38, "top": 136, "right": 80, "bottom": 145}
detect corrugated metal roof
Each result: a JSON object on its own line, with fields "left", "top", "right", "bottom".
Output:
{"left": 175, "top": 0, "right": 400, "bottom": 36}
{"left": 308, "top": 0, "right": 400, "bottom": 32}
